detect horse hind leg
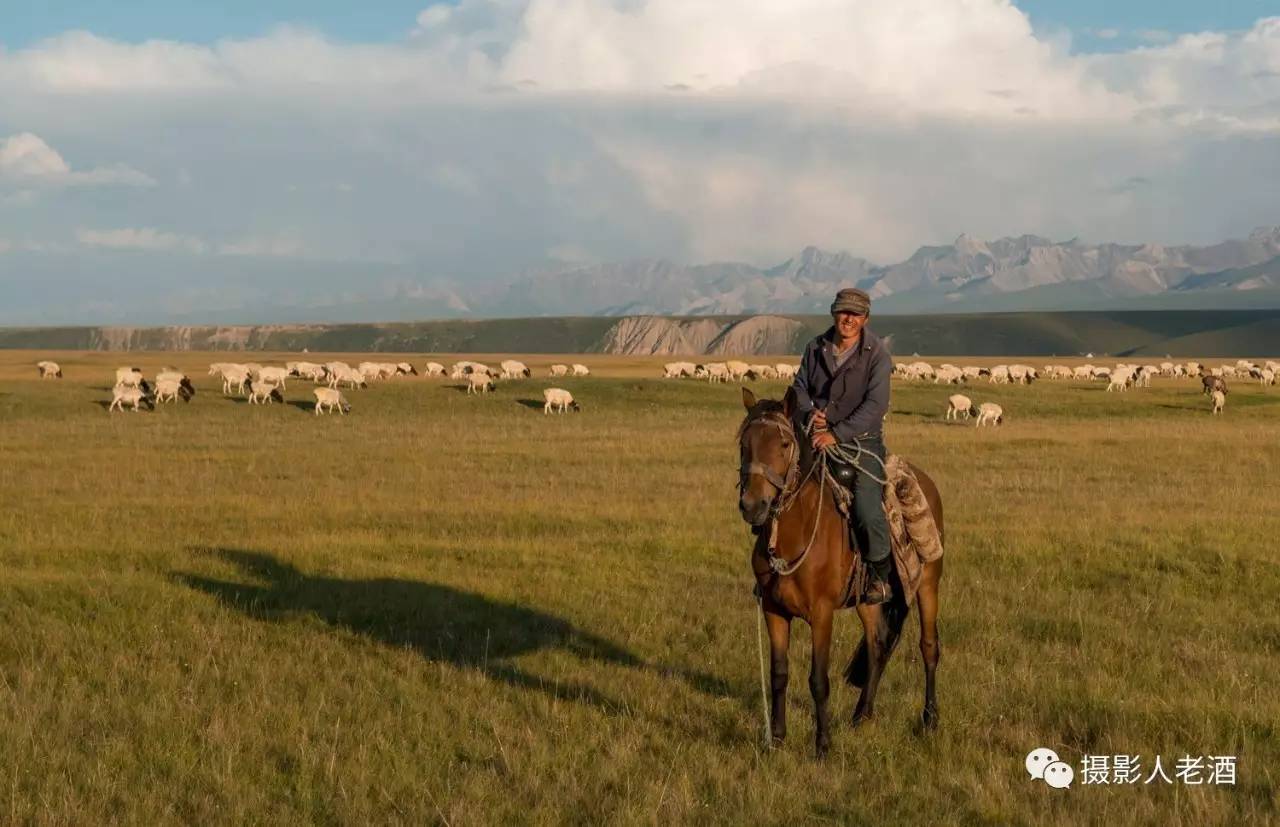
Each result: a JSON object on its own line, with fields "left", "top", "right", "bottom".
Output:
{"left": 851, "top": 595, "right": 908, "bottom": 726}
{"left": 917, "top": 560, "right": 942, "bottom": 731}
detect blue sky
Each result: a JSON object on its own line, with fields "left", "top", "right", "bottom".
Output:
{"left": 2, "top": 1, "right": 1278, "bottom": 324}
{"left": 6, "top": 1, "right": 1275, "bottom": 48}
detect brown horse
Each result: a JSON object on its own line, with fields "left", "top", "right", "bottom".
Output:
{"left": 738, "top": 386, "right": 944, "bottom": 756}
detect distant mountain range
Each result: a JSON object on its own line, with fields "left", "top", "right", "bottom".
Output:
{"left": 462, "top": 226, "right": 1280, "bottom": 318}
{"left": 4, "top": 227, "right": 1280, "bottom": 326}
{"left": 6, "top": 310, "right": 1280, "bottom": 358}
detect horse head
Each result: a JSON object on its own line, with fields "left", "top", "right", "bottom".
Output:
{"left": 737, "top": 386, "right": 799, "bottom": 527}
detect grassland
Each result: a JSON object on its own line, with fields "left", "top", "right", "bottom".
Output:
{"left": 0, "top": 350, "right": 1277, "bottom": 825}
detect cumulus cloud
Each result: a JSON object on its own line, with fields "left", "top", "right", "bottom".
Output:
{"left": 0, "top": 4, "right": 1278, "bottom": 324}
{"left": 0, "top": 132, "right": 155, "bottom": 187}
{"left": 77, "top": 227, "right": 207, "bottom": 254}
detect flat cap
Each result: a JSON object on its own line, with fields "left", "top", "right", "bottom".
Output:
{"left": 830, "top": 287, "right": 871, "bottom": 316}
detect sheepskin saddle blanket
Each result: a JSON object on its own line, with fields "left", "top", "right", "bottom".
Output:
{"left": 831, "top": 454, "right": 945, "bottom": 606}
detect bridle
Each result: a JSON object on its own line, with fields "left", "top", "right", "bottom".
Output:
{"left": 738, "top": 410, "right": 825, "bottom": 575}
{"left": 738, "top": 410, "right": 802, "bottom": 516}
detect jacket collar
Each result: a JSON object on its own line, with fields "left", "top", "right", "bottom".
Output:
{"left": 820, "top": 326, "right": 877, "bottom": 376}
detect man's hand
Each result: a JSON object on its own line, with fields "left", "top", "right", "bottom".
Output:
{"left": 811, "top": 409, "right": 828, "bottom": 431}
{"left": 812, "top": 431, "right": 837, "bottom": 451}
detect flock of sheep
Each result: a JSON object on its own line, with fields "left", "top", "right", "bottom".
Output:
{"left": 662, "top": 360, "right": 798, "bottom": 382}
{"left": 897, "top": 358, "right": 1280, "bottom": 421}
{"left": 34, "top": 358, "right": 588, "bottom": 416}
{"left": 34, "top": 354, "right": 1277, "bottom": 421}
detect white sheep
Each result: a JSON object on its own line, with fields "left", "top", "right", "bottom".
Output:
{"left": 975, "top": 402, "right": 1004, "bottom": 427}
{"left": 724, "top": 361, "right": 750, "bottom": 381}
{"left": 703, "top": 362, "right": 730, "bottom": 383}
{"left": 424, "top": 362, "right": 446, "bottom": 377}
{"left": 109, "top": 384, "right": 154, "bottom": 412}
{"left": 467, "top": 373, "right": 495, "bottom": 394}
{"left": 256, "top": 366, "right": 289, "bottom": 388}
{"left": 395, "top": 362, "right": 418, "bottom": 376}
{"left": 115, "top": 367, "right": 149, "bottom": 392}
{"left": 327, "top": 364, "right": 365, "bottom": 389}
{"left": 934, "top": 366, "right": 965, "bottom": 385}
{"left": 549, "top": 364, "right": 569, "bottom": 377}
{"left": 313, "top": 387, "right": 350, "bottom": 415}
{"left": 774, "top": 363, "right": 799, "bottom": 380}
{"left": 1260, "top": 368, "right": 1276, "bottom": 387}
{"left": 247, "top": 380, "right": 284, "bottom": 405}
{"left": 663, "top": 361, "right": 695, "bottom": 378}
{"left": 988, "top": 365, "right": 1010, "bottom": 384}
{"left": 946, "top": 394, "right": 975, "bottom": 420}
{"left": 501, "top": 360, "right": 531, "bottom": 379}
{"left": 571, "top": 363, "right": 590, "bottom": 377}
{"left": 154, "top": 377, "right": 194, "bottom": 404}
{"left": 1211, "top": 389, "right": 1226, "bottom": 415}
{"left": 542, "top": 387, "right": 580, "bottom": 413}
{"left": 1106, "top": 370, "right": 1132, "bottom": 392}
{"left": 221, "top": 367, "right": 251, "bottom": 396}
{"left": 36, "top": 360, "right": 62, "bottom": 379}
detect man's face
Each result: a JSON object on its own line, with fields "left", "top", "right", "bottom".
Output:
{"left": 833, "top": 311, "right": 867, "bottom": 340}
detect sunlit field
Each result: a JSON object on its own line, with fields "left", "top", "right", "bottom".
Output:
{"left": 1, "top": 350, "right": 1277, "bottom": 825}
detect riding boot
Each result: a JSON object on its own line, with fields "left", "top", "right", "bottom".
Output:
{"left": 862, "top": 556, "right": 893, "bottom": 605}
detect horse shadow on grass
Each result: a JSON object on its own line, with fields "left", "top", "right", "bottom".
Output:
{"left": 175, "top": 547, "right": 730, "bottom": 713}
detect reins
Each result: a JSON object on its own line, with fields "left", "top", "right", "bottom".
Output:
{"left": 739, "top": 411, "right": 886, "bottom": 577}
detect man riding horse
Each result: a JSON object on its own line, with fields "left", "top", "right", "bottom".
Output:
{"left": 791, "top": 287, "right": 894, "bottom": 605}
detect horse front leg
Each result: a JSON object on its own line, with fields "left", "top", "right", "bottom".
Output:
{"left": 763, "top": 607, "right": 791, "bottom": 746}
{"left": 852, "top": 603, "right": 887, "bottom": 725}
{"left": 809, "top": 604, "right": 834, "bottom": 758}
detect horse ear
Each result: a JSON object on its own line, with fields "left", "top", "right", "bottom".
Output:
{"left": 783, "top": 386, "right": 797, "bottom": 416}
{"left": 741, "top": 387, "right": 757, "bottom": 410}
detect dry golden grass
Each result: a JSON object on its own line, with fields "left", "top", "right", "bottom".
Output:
{"left": 0, "top": 350, "right": 1277, "bottom": 825}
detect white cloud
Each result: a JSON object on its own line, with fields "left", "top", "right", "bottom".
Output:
{"left": 77, "top": 227, "right": 207, "bottom": 254}
{"left": 217, "top": 236, "right": 307, "bottom": 257}
{"left": 0, "top": 132, "right": 155, "bottom": 187}
{"left": 0, "top": 6, "right": 1278, "bottom": 323}
{"left": 1094, "top": 28, "right": 1121, "bottom": 41}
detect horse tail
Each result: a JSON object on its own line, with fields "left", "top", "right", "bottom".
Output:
{"left": 844, "top": 591, "right": 910, "bottom": 688}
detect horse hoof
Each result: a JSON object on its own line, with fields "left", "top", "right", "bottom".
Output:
{"left": 851, "top": 711, "right": 873, "bottom": 729}
{"left": 815, "top": 740, "right": 830, "bottom": 759}
{"left": 921, "top": 707, "right": 939, "bottom": 731}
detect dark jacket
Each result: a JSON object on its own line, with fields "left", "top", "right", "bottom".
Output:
{"left": 791, "top": 327, "right": 892, "bottom": 441}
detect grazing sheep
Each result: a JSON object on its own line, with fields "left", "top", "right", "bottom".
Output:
{"left": 395, "top": 362, "right": 418, "bottom": 376}
{"left": 946, "top": 394, "right": 976, "bottom": 420}
{"left": 934, "top": 366, "right": 965, "bottom": 385}
{"left": 549, "top": 364, "right": 569, "bottom": 377}
{"left": 115, "top": 367, "right": 151, "bottom": 394}
{"left": 467, "top": 373, "right": 495, "bottom": 394}
{"left": 247, "top": 380, "right": 284, "bottom": 405}
{"left": 1211, "top": 389, "right": 1226, "bottom": 415}
{"left": 975, "top": 402, "right": 1004, "bottom": 427}
{"left": 774, "top": 363, "right": 798, "bottom": 380}
{"left": 724, "top": 361, "right": 750, "bottom": 381}
{"left": 1072, "top": 365, "right": 1093, "bottom": 380}
{"left": 424, "top": 362, "right": 446, "bottom": 377}
{"left": 256, "top": 366, "right": 289, "bottom": 388}
{"left": 1107, "top": 370, "right": 1133, "bottom": 392}
{"left": 703, "top": 362, "right": 730, "bottom": 383}
{"left": 357, "top": 362, "right": 384, "bottom": 383}
{"left": 313, "top": 387, "right": 350, "bottom": 415}
{"left": 663, "top": 361, "right": 696, "bottom": 378}
{"left": 154, "top": 377, "right": 194, "bottom": 404}
{"left": 746, "top": 364, "right": 778, "bottom": 380}
{"left": 220, "top": 367, "right": 251, "bottom": 396}
{"left": 501, "top": 360, "right": 531, "bottom": 379}
{"left": 542, "top": 387, "right": 580, "bottom": 414}
{"left": 571, "top": 363, "right": 590, "bottom": 377}
{"left": 36, "top": 360, "right": 62, "bottom": 379}
{"left": 962, "top": 366, "right": 984, "bottom": 380}
{"left": 989, "top": 365, "right": 1010, "bottom": 384}
{"left": 109, "top": 384, "right": 154, "bottom": 412}
{"left": 1260, "top": 368, "right": 1276, "bottom": 387}
{"left": 327, "top": 364, "right": 366, "bottom": 390}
